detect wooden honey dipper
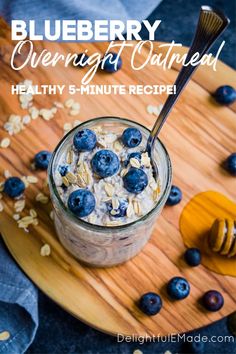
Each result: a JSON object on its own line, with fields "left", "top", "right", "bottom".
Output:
{"left": 209, "top": 218, "right": 236, "bottom": 258}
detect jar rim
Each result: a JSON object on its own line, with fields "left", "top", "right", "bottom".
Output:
{"left": 48, "top": 116, "right": 172, "bottom": 232}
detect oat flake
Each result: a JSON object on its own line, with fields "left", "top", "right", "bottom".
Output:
{"left": 40, "top": 244, "right": 51, "bottom": 256}
{"left": 0, "top": 138, "right": 11, "bottom": 148}
{"left": 0, "top": 331, "right": 10, "bottom": 341}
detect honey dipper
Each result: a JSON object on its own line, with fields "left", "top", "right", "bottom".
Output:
{"left": 209, "top": 218, "right": 236, "bottom": 258}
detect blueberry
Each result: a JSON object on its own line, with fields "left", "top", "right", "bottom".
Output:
{"left": 58, "top": 165, "right": 69, "bottom": 176}
{"left": 107, "top": 199, "right": 128, "bottom": 218}
{"left": 214, "top": 85, "right": 236, "bottom": 105}
{"left": 224, "top": 153, "right": 236, "bottom": 175}
{"left": 34, "top": 150, "right": 52, "bottom": 170}
{"left": 139, "top": 292, "right": 162, "bottom": 316}
{"left": 185, "top": 340, "right": 205, "bottom": 354}
{"left": 167, "top": 277, "right": 190, "bottom": 300}
{"left": 101, "top": 52, "right": 122, "bottom": 73}
{"left": 123, "top": 168, "right": 148, "bottom": 194}
{"left": 68, "top": 189, "right": 95, "bottom": 218}
{"left": 73, "top": 129, "right": 97, "bottom": 152}
{"left": 122, "top": 128, "right": 142, "bottom": 148}
{"left": 91, "top": 149, "right": 120, "bottom": 178}
{"left": 166, "top": 185, "right": 182, "bottom": 206}
{"left": 124, "top": 152, "right": 142, "bottom": 167}
{"left": 184, "top": 248, "right": 202, "bottom": 267}
{"left": 3, "top": 177, "right": 25, "bottom": 198}
{"left": 202, "top": 290, "right": 224, "bottom": 312}
{"left": 73, "top": 53, "right": 89, "bottom": 67}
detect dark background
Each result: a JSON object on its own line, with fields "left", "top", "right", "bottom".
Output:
{"left": 27, "top": 0, "right": 236, "bottom": 353}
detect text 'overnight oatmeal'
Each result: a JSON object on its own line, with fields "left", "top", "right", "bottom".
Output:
{"left": 54, "top": 124, "right": 161, "bottom": 226}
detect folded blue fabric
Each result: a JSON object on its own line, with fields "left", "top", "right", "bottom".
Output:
{"left": 0, "top": 1, "right": 162, "bottom": 353}
{"left": 0, "top": 238, "right": 38, "bottom": 354}
{"left": 0, "top": 0, "right": 160, "bottom": 24}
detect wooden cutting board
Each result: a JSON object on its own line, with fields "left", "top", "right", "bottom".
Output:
{"left": 0, "top": 18, "right": 236, "bottom": 336}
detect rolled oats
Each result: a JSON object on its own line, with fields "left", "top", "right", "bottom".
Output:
{"left": 104, "top": 183, "right": 114, "bottom": 197}
{"left": 14, "top": 199, "right": 25, "bottom": 212}
{"left": 22, "top": 115, "right": 31, "bottom": 125}
{"left": 141, "top": 152, "right": 151, "bottom": 168}
{"left": 0, "top": 331, "right": 10, "bottom": 341}
{"left": 36, "top": 193, "right": 49, "bottom": 204}
{"left": 64, "top": 123, "right": 72, "bottom": 131}
{"left": 113, "top": 140, "right": 123, "bottom": 152}
{"left": 4, "top": 170, "right": 11, "bottom": 178}
{"left": 30, "top": 209, "right": 37, "bottom": 218}
{"left": 130, "top": 157, "right": 141, "bottom": 168}
{"left": 0, "top": 138, "right": 11, "bottom": 148}
{"left": 66, "top": 171, "right": 77, "bottom": 184}
{"left": 27, "top": 175, "right": 38, "bottom": 184}
{"left": 40, "top": 244, "right": 51, "bottom": 256}
{"left": 65, "top": 98, "right": 74, "bottom": 108}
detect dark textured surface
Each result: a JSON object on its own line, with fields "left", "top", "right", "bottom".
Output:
{"left": 27, "top": 1, "right": 236, "bottom": 353}
{"left": 141, "top": 0, "right": 236, "bottom": 69}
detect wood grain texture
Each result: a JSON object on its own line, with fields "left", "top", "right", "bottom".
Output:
{"left": 0, "top": 19, "right": 236, "bottom": 336}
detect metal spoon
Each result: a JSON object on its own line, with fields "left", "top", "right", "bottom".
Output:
{"left": 147, "top": 6, "right": 229, "bottom": 177}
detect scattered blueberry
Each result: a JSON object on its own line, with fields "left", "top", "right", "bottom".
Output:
{"left": 101, "top": 52, "right": 122, "bottom": 73}
{"left": 139, "top": 292, "right": 162, "bottom": 316}
{"left": 122, "top": 128, "right": 142, "bottom": 148}
{"left": 166, "top": 185, "right": 182, "bottom": 206}
{"left": 91, "top": 149, "right": 120, "bottom": 178}
{"left": 185, "top": 340, "right": 205, "bottom": 354}
{"left": 68, "top": 189, "right": 95, "bottom": 218}
{"left": 224, "top": 153, "right": 236, "bottom": 175}
{"left": 34, "top": 150, "right": 52, "bottom": 170}
{"left": 124, "top": 152, "right": 142, "bottom": 167}
{"left": 73, "top": 53, "right": 89, "bottom": 67}
{"left": 107, "top": 199, "right": 128, "bottom": 218}
{"left": 184, "top": 248, "right": 202, "bottom": 267}
{"left": 73, "top": 129, "right": 97, "bottom": 152}
{"left": 167, "top": 277, "right": 190, "bottom": 300}
{"left": 58, "top": 165, "right": 69, "bottom": 177}
{"left": 123, "top": 168, "right": 148, "bottom": 194}
{"left": 202, "top": 290, "right": 224, "bottom": 312}
{"left": 214, "top": 85, "right": 236, "bottom": 105}
{"left": 3, "top": 177, "right": 25, "bottom": 198}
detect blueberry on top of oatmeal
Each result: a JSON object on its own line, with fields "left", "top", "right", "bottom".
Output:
{"left": 68, "top": 189, "right": 95, "bottom": 218}
{"left": 58, "top": 165, "right": 69, "bottom": 176}
{"left": 123, "top": 168, "right": 148, "bottom": 194}
{"left": 107, "top": 199, "right": 128, "bottom": 218}
{"left": 124, "top": 151, "right": 142, "bottom": 167}
{"left": 73, "top": 128, "right": 97, "bottom": 152}
{"left": 122, "top": 128, "right": 142, "bottom": 148}
{"left": 91, "top": 149, "right": 120, "bottom": 178}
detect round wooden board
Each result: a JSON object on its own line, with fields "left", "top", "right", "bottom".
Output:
{"left": 0, "top": 19, "right": 236, "bottom": 336}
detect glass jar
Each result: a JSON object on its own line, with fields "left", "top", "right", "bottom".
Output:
{"left": 48, "top": 117, "right": 172, "bottom": 267}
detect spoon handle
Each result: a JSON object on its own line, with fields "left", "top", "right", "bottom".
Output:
{"left": 147, "top": 6, "right": 229, "bottom": 153}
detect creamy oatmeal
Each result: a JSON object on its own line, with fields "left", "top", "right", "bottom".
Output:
{"left": 49, "top": 117, "right": 172, "bottom": 267}
{"left": 54, "top": 125, "right": 161, "bottom": 226}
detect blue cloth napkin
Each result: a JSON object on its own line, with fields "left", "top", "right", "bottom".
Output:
{"left": 0, "top": 238, "right": 38, "bottom": 353}
{"left": 0, "top": 1, "right": 162, "bottom": 353}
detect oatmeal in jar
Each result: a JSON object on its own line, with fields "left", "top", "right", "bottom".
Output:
{"left": 49, "top": 117, "right": 172, "bottom": 267}
{"left": 54, "top": 124, "right": 161, "bottom": 226}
